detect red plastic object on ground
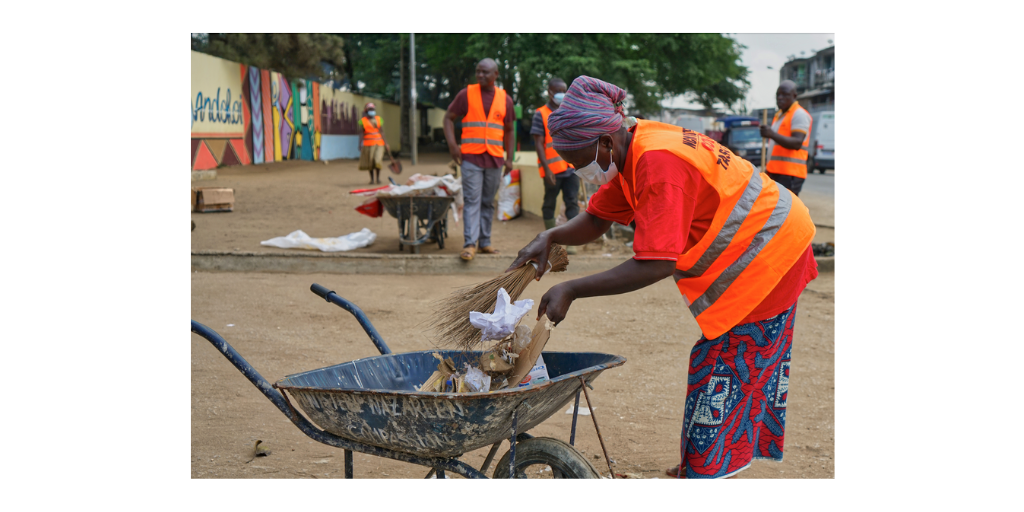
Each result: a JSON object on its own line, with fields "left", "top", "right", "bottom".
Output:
{"left": 350, "top": 185, "right": 390, "bottom": 195}
{"left": 355, "top": 198, "right": 383, "bottom": 218}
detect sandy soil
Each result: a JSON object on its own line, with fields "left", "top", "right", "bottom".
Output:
{"left": 190, "top": 270, "right": 834, "bottom": 479}
{"left": 191, "top": 153, "right": 551, "bottom": 257}
{"left": 190, "top": 154, "right": 835, "bottom": 255}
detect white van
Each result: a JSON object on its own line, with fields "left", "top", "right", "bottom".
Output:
{"left": 808, "top": 110, "right": 834, "bottom": 173}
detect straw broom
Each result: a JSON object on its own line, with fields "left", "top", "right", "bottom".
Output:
{"left": 430, "top": 244, "right": 569, "bottom": 350}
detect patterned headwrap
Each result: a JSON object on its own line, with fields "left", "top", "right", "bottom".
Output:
{"left": 548, "top": 76, "right": 627, "bottom": 151}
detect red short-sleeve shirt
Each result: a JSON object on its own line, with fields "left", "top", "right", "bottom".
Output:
{"left": 586, "top": 146, "right": 817, "bottom": 325}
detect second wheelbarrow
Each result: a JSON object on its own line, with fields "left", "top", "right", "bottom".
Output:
{"left": 378, "top": 195, "right": 454, "bottom": 254}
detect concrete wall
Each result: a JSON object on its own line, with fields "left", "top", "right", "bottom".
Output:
{"left": 191, "top": 50, "right": 445, "bottom": 171}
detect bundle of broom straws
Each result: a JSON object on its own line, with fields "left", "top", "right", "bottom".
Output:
{"left": 430, "top": 244, "right": 569, "bottom": 351}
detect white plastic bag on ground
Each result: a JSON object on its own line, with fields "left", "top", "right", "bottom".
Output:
{"left": 260, "top": 229, "right": 376, "bottom": 252}
{"left": 469, "top": 288, "right": 534, "bottom": 342}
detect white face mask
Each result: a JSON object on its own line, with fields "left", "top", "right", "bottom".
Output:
{"left": 553, "top": 92, "right": 565, "bottom": 105}
{"left": 574, "top": 142, "right": 619, "bottom": 185}
{"left": 367, "top": 110, "right": 376, "bottom": 117}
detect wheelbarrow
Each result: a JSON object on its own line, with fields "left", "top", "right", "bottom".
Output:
{"left": 190, "top": 283, "right": 626, "bottom": 479}
{"left": 377, "top": 195, "right": 454, "bottom": 254}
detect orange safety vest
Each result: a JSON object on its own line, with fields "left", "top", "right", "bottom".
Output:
{"left": 461, "top": 84, "right": 506, "bottom": 157}
{"left": 361, "top": 116, "right": 384, "bottom": 147}
{"left": 619, "top": 120, "right": 815, "bottom": 339}
{"left": 766, "top": 102, "right": 812, "bottom": 179}
{"left": 536, "top": 105, "right": 571, "bottom": 177}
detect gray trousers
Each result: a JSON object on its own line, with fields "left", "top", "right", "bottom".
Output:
{"left": 460, "top": 160, "right": 502, "bottom": 248}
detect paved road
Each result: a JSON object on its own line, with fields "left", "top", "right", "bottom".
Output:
{"left": 796, "top": 169, "right": 834, "bottom": 230}
{"left": 802, "top": 169, "right": 834, "bottom": 198}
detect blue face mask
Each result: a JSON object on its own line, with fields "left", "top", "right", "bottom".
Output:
{"left": 367, "top": 110, "right": 376, "bottom": 117}
{"left": 553, "top": 93, "right": 565, "bottom": 105}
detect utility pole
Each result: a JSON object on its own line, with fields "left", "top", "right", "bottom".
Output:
{"left": 400, "top": 36, "right": 406, "bottom": 155}
{"left": 410, "top": 33, "right": 418, "bottom": 166}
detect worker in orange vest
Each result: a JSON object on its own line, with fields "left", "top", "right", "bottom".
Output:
{"left": 531, "top": 77, "right": 579, "bottom": 255}
{"left": 507, "top": 76, "right": 817, "bottom": 479}
{"left": 760, "top": 80, "right": 812, "bottom": 195}
{"left": 443, "top": 58, "right": 515, "bottom": 261}
{"left": 357, "top": 103, "right": 385, "bottom": 185}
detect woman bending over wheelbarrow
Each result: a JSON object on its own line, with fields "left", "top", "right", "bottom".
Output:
{"left": 506, "top": 76, "right": 818, "bottom": 479}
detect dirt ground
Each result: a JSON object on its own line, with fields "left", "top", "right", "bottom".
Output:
{"left": 190, "top": 270, "right": 834, "bottom": 479}
{"left": 190, "top": 153, "right": 835, "bottom": 257}
{"left": 191, "top": 153, "right": 835, "bottom": 479}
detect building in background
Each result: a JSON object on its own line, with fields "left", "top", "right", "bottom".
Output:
{"left": 779, "top": 45, "right": 834, "bottom": 112}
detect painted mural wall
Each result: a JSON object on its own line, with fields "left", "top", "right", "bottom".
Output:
{"left": 192, "top": 50, "right": 443, "bottom": 172}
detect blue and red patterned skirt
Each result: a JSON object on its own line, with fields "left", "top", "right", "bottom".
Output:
{"left": 675, "top": 301, "right": 797, "bottom": 478}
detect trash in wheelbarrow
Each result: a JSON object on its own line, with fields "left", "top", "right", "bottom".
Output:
{"left": 418, "top": 315, "right": 552, "bottom": 393}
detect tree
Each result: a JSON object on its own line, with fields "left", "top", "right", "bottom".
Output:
{"left": 459, "top": 34, "right": 749, "bottom": 116}
{"left": 191, "top": 33, "right": 346, "bottom": 81}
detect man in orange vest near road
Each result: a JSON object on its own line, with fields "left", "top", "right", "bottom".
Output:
{"left": 760, "top": 80, "right": 812, "bottom": 196}
{"left": 357, "top": 103, "right": 385, "bottom": 185}
{"left": 531, "top": 77, "right": 580, "bottom": 247}
{"left": 443, "top": 58, "right": 515, "bottom": 261}
{"left": 507, "top": 76, "right": 817, "bottom": 479}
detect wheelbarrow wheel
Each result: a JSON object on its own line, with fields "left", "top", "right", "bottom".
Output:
{"left": 409, "top": 212, "right": 421, "bottom": 254}
{"left": 492, "top": 437, "right": 601, "bottom": 479}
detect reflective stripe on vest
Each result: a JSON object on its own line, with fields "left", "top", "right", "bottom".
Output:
{"left": 622, "top": 120, "right": 815, "bottom": 339}
{"left": 461, "top": 84, "right": 506, "bottom": 158}
{"left": 536, "top": 105, "right": 570, "bottom": 177}
{"left": 687, "top": 189, "right": 793, "bottom": 318}
{"left": 766, "top": 102, "right": 811, "bottom": 179}
{"left": 362, "top": 116, "right": 385, "bottom": 146}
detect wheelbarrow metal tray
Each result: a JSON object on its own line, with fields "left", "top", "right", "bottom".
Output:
{"left": 275, "top": 350, "right": 625, "bottom": 458}
{"left": 378, "top": 196, "right": 454, "bottom": 222}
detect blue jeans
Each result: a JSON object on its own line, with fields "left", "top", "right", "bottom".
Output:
{"left": 460, "top": 160, "right": 501, "bottom": 248}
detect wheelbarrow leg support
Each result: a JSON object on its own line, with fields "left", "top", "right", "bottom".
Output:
{"left": 480, "top": 442, "right": 501, "bottom": 475}
{"left": 309, "top": 284, "right": 392, "bottom": 355}
{"left": 192, "top": 320, "right": 488, "bottom": 479}
{"left": 579, "top": 377, "right": 615, "bottom": 479}
{"left": 570, "top": 390, "right": 581, "bottom": 446}
{"left": 508, "top": 408, "right": 518, "bottom": 479}
{"left": 344, "top": 449, "right": 353, "bottom": 479}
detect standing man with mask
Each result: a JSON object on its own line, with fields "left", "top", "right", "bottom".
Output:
{"left": 760, "top": 80, "right": 812, "bottom": 196}
{"left": 358, "top": 103, "right": 385, "bottom": 185}
{"left": 532, "top": 77, "right": 579, "bottom": 254}
{"left": 443, "top": 58, "right": 515, "bottom": 261}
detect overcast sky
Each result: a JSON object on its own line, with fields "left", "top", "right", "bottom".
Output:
{"left": 665, "top": 33, "right": 835, "bottom": 112}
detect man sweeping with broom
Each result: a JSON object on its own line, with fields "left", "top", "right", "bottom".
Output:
{"left": 505, "top": 76, "right": 818, "bottom": 479}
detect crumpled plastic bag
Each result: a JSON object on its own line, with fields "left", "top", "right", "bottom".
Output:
{"left": 463, "top": 365, "right": 492, "bottom": 393}
{"left": 469, "top": 288, "right": 534, "bottom": 342}
{"left": 260, "top": 229, "right": 376, "bottom": 252}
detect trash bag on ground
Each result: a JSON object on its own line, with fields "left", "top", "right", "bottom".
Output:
{"left": 260, "top": 229, "right": 376, "bottom": 252}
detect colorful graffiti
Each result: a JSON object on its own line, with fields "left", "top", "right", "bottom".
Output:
{"left": 321, "top": 97, "right": 360, "bottom": 135}
{"left": 193, "top": 50, "right": 423, "bottom": 171}
{"left": 191, "top": 86, "right": 244, "bottom": 128}
{"left": 247, "top": 67, "right": 265, "bottom": 164}
{"left": 191, "top": 138, "right": 250, "bottom": 170}
{"left": 292, "top": 79, "right": 321, "bottom": 161}
{"left": 260, "top": 70, "right": 273, "bottom": 162}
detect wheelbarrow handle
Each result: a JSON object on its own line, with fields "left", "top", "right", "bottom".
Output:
{"left": 191, "top": 320, "right": 294, "bottom": 418}
{"left": 310, "top": 284, "right": 392, "bottom": 355}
